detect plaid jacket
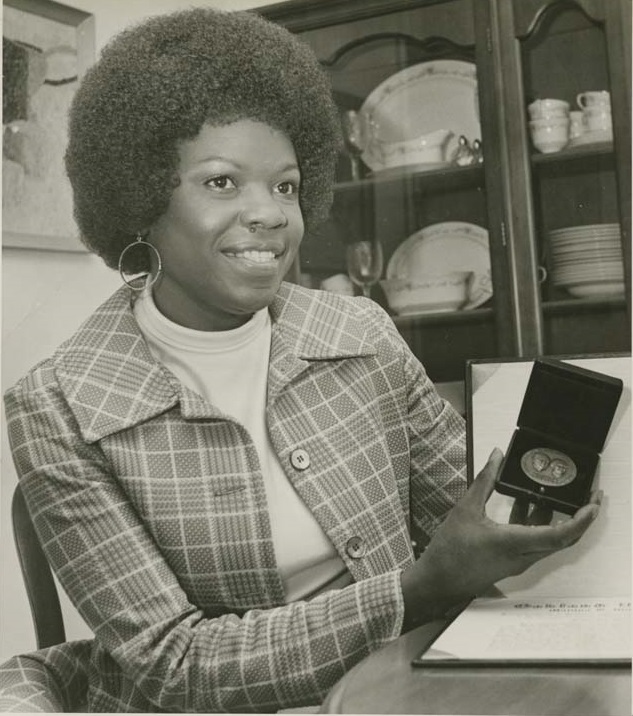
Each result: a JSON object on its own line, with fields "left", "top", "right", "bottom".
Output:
{"left": 4, "top": 282, "right": 466, "bottom": 712}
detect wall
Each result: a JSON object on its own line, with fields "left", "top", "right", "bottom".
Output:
{"left": 1, "top": 0, "right": 288, "bottom": 663}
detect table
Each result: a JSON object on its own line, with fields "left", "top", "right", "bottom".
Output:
{"left": 321, "top": 619, "right": 632, "bottom": 715}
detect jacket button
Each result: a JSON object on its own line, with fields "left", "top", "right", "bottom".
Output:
{"left": 345, "top": 536, "right": 367, "bottom": 559}
{"left": 290, "top": 448, "right": 310, "bottom": 471}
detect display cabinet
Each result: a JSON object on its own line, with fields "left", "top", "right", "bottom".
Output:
{"left": 257, "top": 0, "right": 631, "bottom": 384}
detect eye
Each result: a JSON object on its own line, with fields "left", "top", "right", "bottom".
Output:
{"left": 275, "top": 180, "right": 299, "bottom": 196}
{"left": 204, "top": 175, "right": 236, "bottom": 192}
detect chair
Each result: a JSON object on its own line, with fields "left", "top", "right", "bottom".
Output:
{"left": 11, "top": 483, "right": 66, "bottom": 649}
{"left": 0, "top": 484, "right": 90, "bottom": 712}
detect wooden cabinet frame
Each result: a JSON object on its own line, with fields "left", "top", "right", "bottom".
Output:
{"left": 258, "top": 0, "right": 631, "bottom": 377}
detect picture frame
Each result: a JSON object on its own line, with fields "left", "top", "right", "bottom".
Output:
{"left": 2, "top": 0, "right": 95, "bottom": 252}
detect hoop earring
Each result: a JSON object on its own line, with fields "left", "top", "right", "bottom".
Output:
{"left": 118, "top": 234, "right": 162, "bottom": 291}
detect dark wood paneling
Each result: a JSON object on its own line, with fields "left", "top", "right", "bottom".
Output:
{"left": 544, "top": 307, "right": 630, "bottom": 355}
{"left": 511, "top": 0, "right": 606, "bottom": 38}
{"left": 257, "top": 0, "right": 461, "bottom": 32}
{"left": 396, "top": 310, "right": 499, "bottom": 382}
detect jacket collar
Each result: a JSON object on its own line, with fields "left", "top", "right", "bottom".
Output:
{"left": 54, "top": 283, "right": 377, "bottom": 443}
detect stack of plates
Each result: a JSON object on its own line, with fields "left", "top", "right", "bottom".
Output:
{"left": 549, "top": 224, "right": 624, "bottom": 298}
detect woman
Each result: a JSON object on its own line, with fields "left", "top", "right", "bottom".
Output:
{"left": 3, "top": 8, "right": 599, "bottom": 713}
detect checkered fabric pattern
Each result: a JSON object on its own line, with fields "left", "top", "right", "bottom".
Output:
{"left": 0, "top": 640, "right": 91, "bottom": 712}
{"left": 4, "top": 282, "right": 466, "bottom": 712}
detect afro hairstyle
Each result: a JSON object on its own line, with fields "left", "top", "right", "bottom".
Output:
{"left": 65, "top": 7, "right": 342, "bottom": 271}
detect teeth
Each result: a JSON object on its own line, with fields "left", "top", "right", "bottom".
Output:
{"left": 228, "top": 250, "right": 277, "bottom": 263}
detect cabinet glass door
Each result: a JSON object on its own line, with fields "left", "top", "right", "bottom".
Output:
{"left": 502, "top": 0, "right": 631, "bottom": 356}
{"left": 263, "top": 0, "right": 503, "bottom": 384}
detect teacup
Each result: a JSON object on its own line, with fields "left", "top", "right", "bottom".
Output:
{"left": 529, "top": 116, "right": 570, "bottom": 153}
{"left": 582, "top": 107, "right": 612, "bottom": 133}
{"left": 528, "top": 98, "right": 569, "bottom": 120}
{"left": 576, "top": 90, "right": 611, "bottom": 110}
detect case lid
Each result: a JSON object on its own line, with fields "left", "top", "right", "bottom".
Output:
{"left": 518, "top": 358, "right": 623, "bottom": 452}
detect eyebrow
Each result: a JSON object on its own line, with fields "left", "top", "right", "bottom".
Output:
{"left": 193, "top": 156, "right": 300, "bottom": 173}
{"left": 277, "top": 162, "right": 301, "bottom": 174}
{"left": 193, "top": 155, "right": 238, "bottom": 166}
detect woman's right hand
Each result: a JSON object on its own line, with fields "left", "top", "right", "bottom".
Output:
{"left": 400, "top": 448, "right": 601, "bottom": 631}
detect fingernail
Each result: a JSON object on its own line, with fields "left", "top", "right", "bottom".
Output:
{"left": 490, "top": 447, "right": 503, "bottom": 460}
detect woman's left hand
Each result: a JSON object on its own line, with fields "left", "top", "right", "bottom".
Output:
{"left": 400, "top": 448, "right": 601, "bottom": 629}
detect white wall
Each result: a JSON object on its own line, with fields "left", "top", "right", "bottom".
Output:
{"left": 59, "top": 0, "right": 289, "bottom": 49}
{"left": 1, "top": 0, "right": 288, "bottom": 663}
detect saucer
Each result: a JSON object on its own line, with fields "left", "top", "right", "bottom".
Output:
{"left": 567, "top": 129, "right": 613, "bottom": 147}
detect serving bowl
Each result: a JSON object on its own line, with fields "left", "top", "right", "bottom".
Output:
{"left": 380, "top": 272, "right": 472, "bottom": 315}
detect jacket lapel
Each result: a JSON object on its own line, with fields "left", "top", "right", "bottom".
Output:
{"left": 53, "top": 286, "right": 179, "bottom": 443}
{"left": 267, "top": 283, "right": 377, "bottom": 405}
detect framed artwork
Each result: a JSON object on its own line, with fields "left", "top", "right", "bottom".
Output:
{"left": 2, "top": 0, "right": 94, "bottom": 251}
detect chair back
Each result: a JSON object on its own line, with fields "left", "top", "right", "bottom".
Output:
{"left": 12, "top": 483, "right": 66, "bottom": 648}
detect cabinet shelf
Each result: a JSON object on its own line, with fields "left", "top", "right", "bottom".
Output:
{"left": 531, "top": 141, "right": 614, "bottom": 167}
{"left": 543, "top": 296, "right": 627, "bottom": 316}
{"left": 392, "top": 305, "right": 493, "bottom": 327}
{"left": 335, "top": 162, "right": 484, "bottom": 194}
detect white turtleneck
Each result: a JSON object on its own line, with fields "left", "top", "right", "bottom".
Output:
{"left": 134, "top": 288, "right": 351, "bottom": 601}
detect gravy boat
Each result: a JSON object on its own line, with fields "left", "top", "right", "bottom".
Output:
{"left": 376, "top": 128, "right": 454, "bottom": 168}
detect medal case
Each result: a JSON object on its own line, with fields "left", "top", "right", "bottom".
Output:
{"left": 496, "top": 358, "right": 623, "bottom": 515}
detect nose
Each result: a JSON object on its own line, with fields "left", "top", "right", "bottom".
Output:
{"left": 239, "top": 187, "right": 288, "bottom": 231}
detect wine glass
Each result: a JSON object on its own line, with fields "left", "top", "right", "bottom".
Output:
{"left": 346, "top": 239, "right": 384, "bottom": 298}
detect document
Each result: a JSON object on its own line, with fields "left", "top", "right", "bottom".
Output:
{"left": 419, "top": 597, "right": 631, "bottom": 664}
{"left": 417, "top": 356, "right": 631, "bottom": 666}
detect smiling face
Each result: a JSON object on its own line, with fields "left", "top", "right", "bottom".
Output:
{"left": 147, "top": 119, "right": 304, "bottom": 331}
